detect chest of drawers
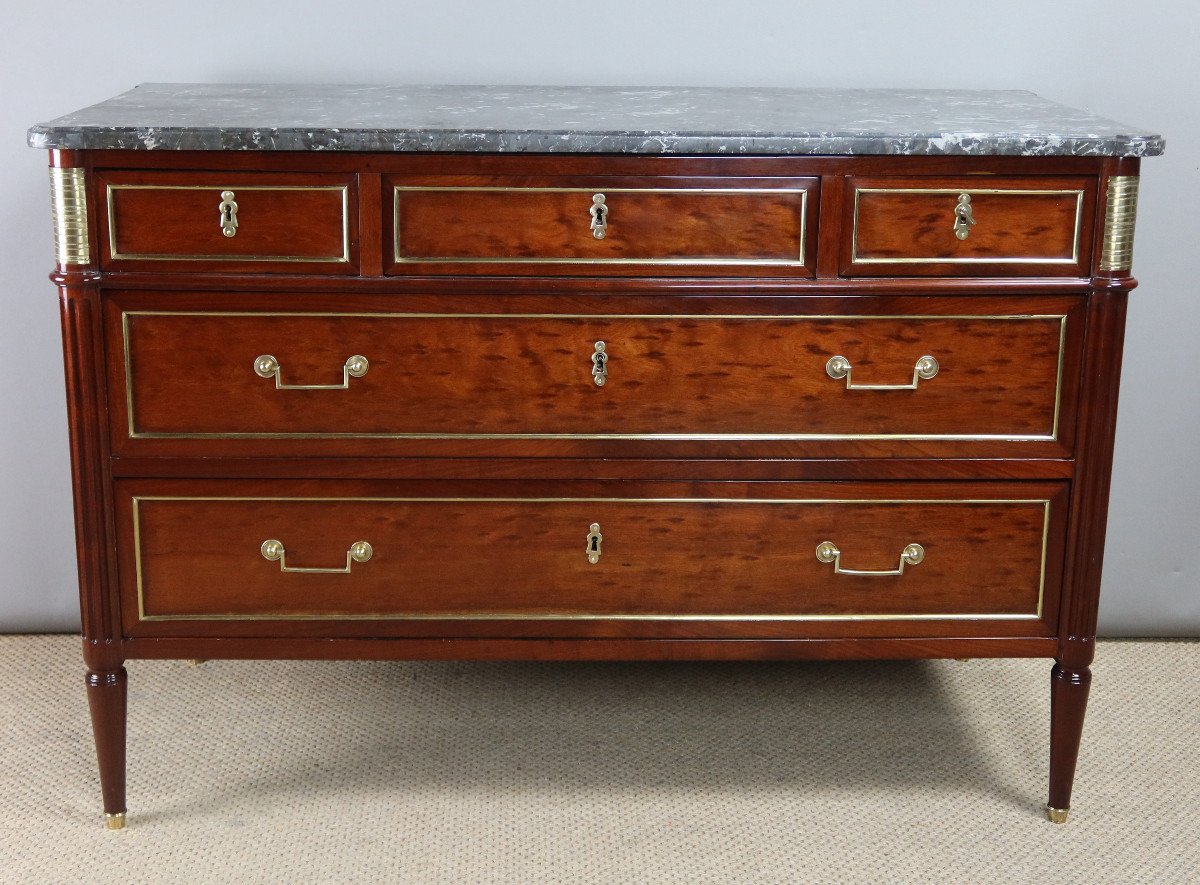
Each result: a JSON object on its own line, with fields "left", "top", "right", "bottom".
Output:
{"left": 29, "top": 85, "right": 1162, "bottom": 829}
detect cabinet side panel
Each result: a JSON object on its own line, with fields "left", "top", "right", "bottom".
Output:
{"left": 51, "top": 152, "right": 123, "bottom": 668}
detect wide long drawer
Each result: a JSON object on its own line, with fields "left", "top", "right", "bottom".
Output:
{"left": 116, "top": 480, "right": 1066, "bottom": 640}
{"left": 109, "top": 299, "right": 1081, "bottom": 456}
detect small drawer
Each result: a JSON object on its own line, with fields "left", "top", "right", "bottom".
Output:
{"left": 386, "top": 176, "right": 817, "bottom": 276}
{"left": 844, "top": 176, "right": 1096, "bottom": 276}
{"left": 98, "top": 170, "right": 357, "bottom": 273}
{"left": 118, "top": 481, "right": 1062, "bottom": 636}
{"left": 111, "top": 300, "right": 1078, "bottom": 454}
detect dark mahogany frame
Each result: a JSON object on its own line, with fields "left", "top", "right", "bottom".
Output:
{"left": 48, "top": 147, "right": 1139, "bottom": 826}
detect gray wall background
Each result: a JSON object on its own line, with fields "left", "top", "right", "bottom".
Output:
{"left": 1, "top": 0, "right": 1196, "bottom": 634}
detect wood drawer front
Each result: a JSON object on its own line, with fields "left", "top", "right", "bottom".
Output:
{"left": 98, "top": 171, "right": 356, "bottom": 272}
{"left": 387, "top": 177, "right": 817, "bottom": 276}
{"left": 116, "top": 308, "right": 1071, "bottom": 446}
{"left": 844, "top": 176, "right": 1096, "bottom": 276}
{"left": 121, "top": 484, "right": 1060, "bottom": 635}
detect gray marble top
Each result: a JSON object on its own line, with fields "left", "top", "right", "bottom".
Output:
{"left": 28, "top": 84, "right": 1164, "bottom": 157}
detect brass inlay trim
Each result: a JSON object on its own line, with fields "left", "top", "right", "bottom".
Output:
{"left": 393, "top": 186, "right": 808, "bottom": 266}
{"left": 121, "top": 311, "right": 1067, "bottom": 442}
{"left": 132, "top": 496, "right": 1050, "bottom": 623}
{"left": 851, "top": 188, "right": 1084, "bottom": 265}
{"left": 1099, "top": 176, "right": 1139, "bottom": 272}
{"left": 48, "top": 167, "right": 90, "bottom": 265}
{"left": 106, "top": 185, "right": 350, "bottom": 263}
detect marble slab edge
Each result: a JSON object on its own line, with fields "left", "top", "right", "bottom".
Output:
{"left": 26, "top": 127, "right": 1163, "bottom": 157}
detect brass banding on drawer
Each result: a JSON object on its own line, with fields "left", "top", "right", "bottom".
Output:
{"left": 107, "top": 184, "right": 351, "bottom": 262}
{"left": 389, "top": 181, "right": 816, "bottom": 275}
{"left": 97, "top": 170, "right": 358, "bottom": 272}
{"left": 116, "top": 310, "right": 1069, "bottom": 443}
{"left": 843, "top": 175, "right": 1096, "bottom": 277}
{"left": 127, "top": 493, "right": 1052, "bottom": 624}
{"left": 852, "top": 188, "right": 1085, "bottom": 265}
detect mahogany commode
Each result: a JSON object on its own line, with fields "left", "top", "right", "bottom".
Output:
{"left": 28, "top": 85, "right": 1162, "bottom": 829}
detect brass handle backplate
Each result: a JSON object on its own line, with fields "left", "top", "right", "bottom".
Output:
{"left": 254, "top": 354, "right": 369, "bottom": 389}
{"left": 591, "top": 341, "right": 609, "bottom": 387}
{"left": 815, "top": 541, "right": 924, "bottom": 577}
{"left": 589, "top": 193, "right": 608, "bottom": 239}
{"left": 261, "top": 539, "right": 373, "bottom": 574}
{"left": 953, "top": 193, "right": 976, "bottom": 240}
{"left": 825, "top": 355, "right": 939, "bottom": 390}
{"left": 219, "top": 190, "right": 239, "bottom": 238}
{"left": 586, "top": 523, "right": 603, "bottom": 564}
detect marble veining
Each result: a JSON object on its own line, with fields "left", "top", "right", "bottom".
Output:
{"left": 27, "top": 84, "right": 1164, "bottom": 156}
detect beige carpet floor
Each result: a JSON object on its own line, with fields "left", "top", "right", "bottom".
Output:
{"left": 0, "top": 636, "right": 1196, "bottom": 884}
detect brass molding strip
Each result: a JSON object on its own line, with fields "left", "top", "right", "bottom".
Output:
{"left": 393, "top": 186, "right": 808, "bottom": 266}
{"left": 121, "top": 311, "right": 1067, "bottom": 442}
{"left": 1099, "top": 176, "right": 1140, "bottom": 272}
{"left": 132, "top": 496, "right": 1050, "bottom": 623}
{"left": 48, "top": 167, "right": 90, "bottom": 265}
{"left": 851, "top": 188, "right": 1084, "bottom": 265}
{"left": 106, "top": 185, "right": 350, "bottom": 263}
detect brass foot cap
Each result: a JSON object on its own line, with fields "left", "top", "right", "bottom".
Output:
{"left": 1046, "top": 805, "right": 1069, "bottom": 824}
{"left": 105, "top": 812, "right": 126, "bottom": 830}
{"left": 188, "top": 659, "right": 207, "bottom": 667}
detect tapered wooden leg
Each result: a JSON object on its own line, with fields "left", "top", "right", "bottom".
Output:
{"left": 1047, "top": 662, "right": 1091, "bottom": 823}
{"left": 86, "top": 667, "right": 127, "bottom": 829}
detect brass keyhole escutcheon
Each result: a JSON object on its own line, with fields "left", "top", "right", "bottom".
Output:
{"left": 953, "top": 193, "right": 976, "bottom": 240}
{"left": 589, "top": 193, "right": 608, "bottom": 239}
{"left": 219, "top": 190, "right": 239, "bottom": 238}
{"left": 586, "top": 523, "right": 603, "bottom": 564}
{"left": 591, "top": 341, "right": 609, "bottom": 387}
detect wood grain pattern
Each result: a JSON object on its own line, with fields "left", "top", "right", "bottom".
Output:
{"left": 123, "top": 635, "right": 1060, "bottom": 662}
{"left": 102, "top": 289, "right": 1086, "bottom": 463}
{"left": 115, "top": 306, "right": 1073, "bottom": 442}
{"left": 97, "top": 170, "right": 358, "bottom": 273}
{"left": 845, "top": 175, "right": 1096, "bottom": 277}
{"left": 51, "top": 151, "right": 127, "bottom": 823}
{"left": 105, "top": 456, "right": 1075, "bottom": 482}
{"left": 40, "top": 147, "right": 1140, "bottom": 823}
{"left": 1049, "top": 663, "right": 1092, "bottom": 813}
{"left": 85, "top": 668, "right": 127, "bottom": 819}
{"left": 112, "top": 478, "right": 1068, "bottom": 643}
{"left": 129, "top": 493, "right": 1049, "bottom": 621}
{"left": 388, "top": 177, "right": 816, "bottom": 276}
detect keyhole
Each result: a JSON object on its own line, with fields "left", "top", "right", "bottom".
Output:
{"left": 589, "top": 537, "right": 598, "bottom": 552}
{"left": 590, "top": 194, "right": 607, "bottom": 239}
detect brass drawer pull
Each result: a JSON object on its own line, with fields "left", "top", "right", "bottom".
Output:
{"left": 260, "top": 539, "right": 373, "bottom": 573}
{"left": 953, "top": 193, "right": 976, "bottom": 240}
{"left": 586, "top": 523, "right": 603, "bottom": 564}
{"left": 218, "top": 190, "right": 238, "bottom": 238}
{"left": 254, "top": 354, "right": 369, "bottom": 389}
{"left": 589, "top": 193, "right": 608, "bottom": 239}
{"left": 825, "top": 354, "right": 939, "bottom": 390}
{"left": 591, "top": 341, "right": 609, "bottom": 387}
{"left": 815, "top": 541, "right": 924, "bottom": 576}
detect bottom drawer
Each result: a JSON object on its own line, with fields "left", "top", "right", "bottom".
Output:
{"left": 118, "top": 480, "right": 1065, "bottom": 640}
